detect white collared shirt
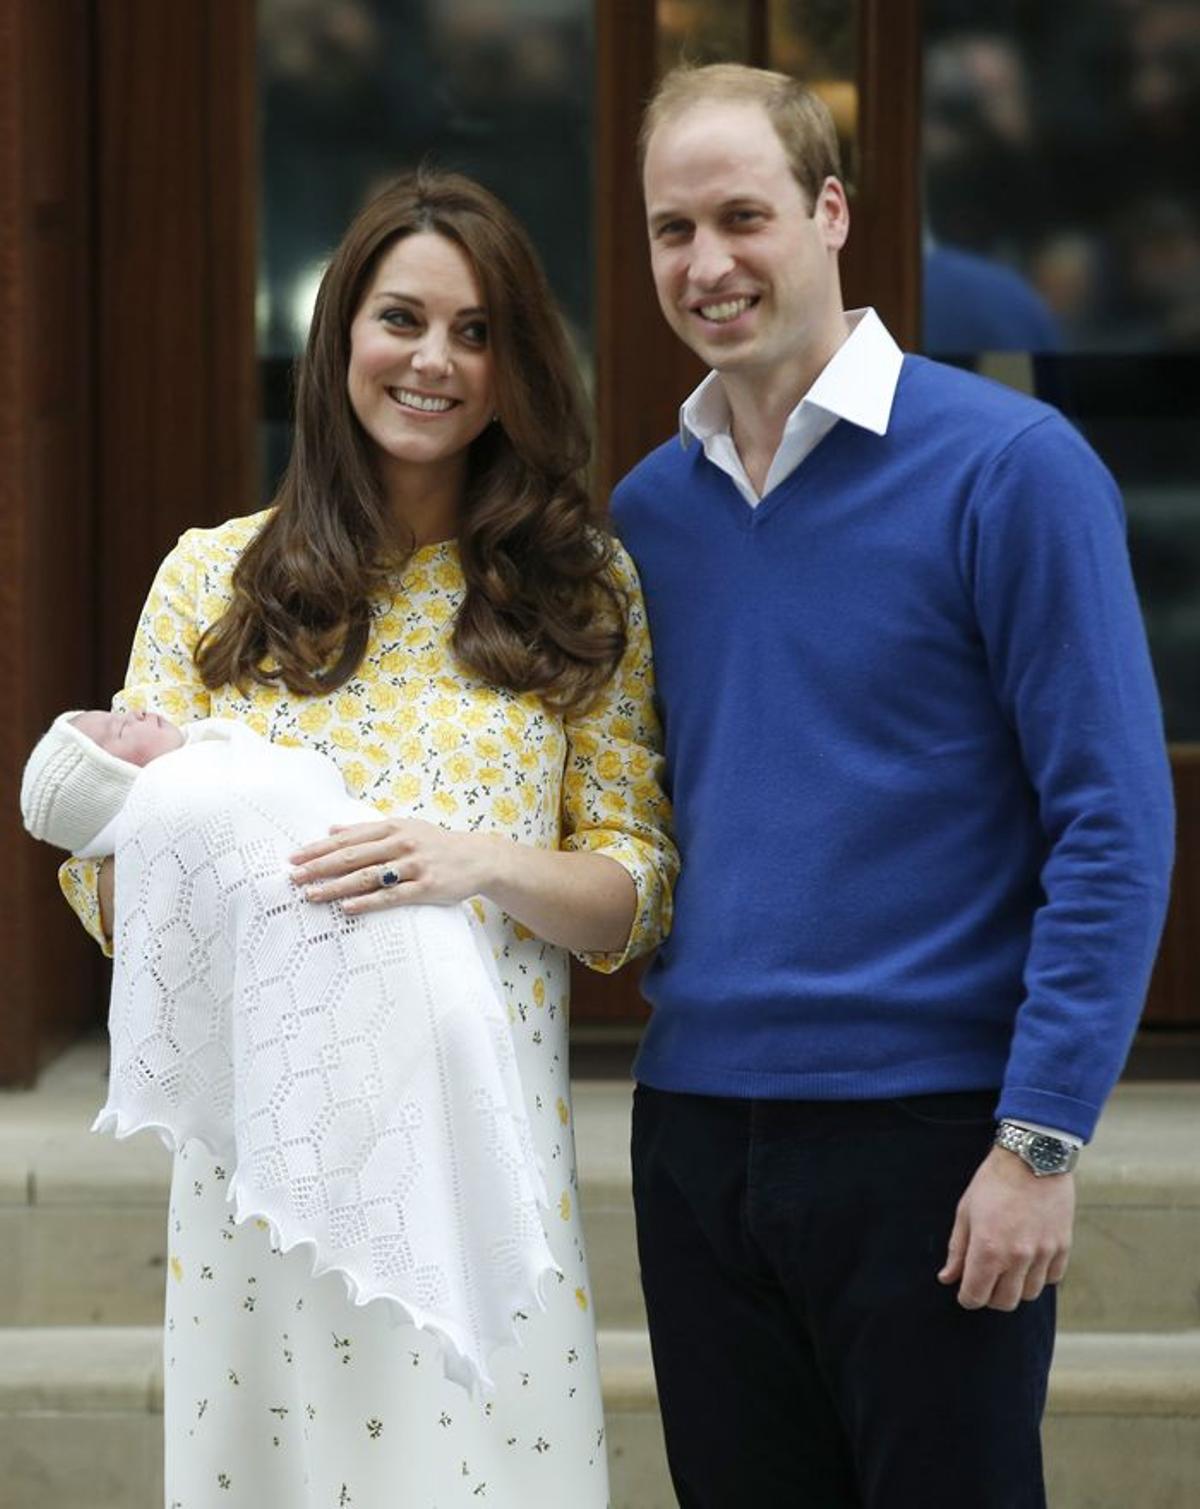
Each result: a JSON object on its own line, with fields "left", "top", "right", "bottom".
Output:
{"left": 678, "top": 307, "right": 905, "bottom": 506}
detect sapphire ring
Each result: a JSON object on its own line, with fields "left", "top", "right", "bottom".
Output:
{"left": 378, "top": 865, "right": 402, "bottom": 889}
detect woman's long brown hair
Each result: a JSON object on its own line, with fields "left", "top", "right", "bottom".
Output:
{"left": 196, "top": 169, "right": 625, "bottom": 714}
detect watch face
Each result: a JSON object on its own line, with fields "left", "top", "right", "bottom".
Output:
{"left": 1027, "top": 1135, "right": 1067, "bottom": 1172}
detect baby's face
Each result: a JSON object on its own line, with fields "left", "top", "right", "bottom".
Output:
{"left": 72, "top": 709, "right": 184, "bottom": 767}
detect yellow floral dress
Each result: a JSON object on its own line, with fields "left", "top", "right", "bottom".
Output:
{"left": 61, "top": 510, "right": 676, "bottom": 1509}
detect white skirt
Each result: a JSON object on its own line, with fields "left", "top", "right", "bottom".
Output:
{"left": 162, "top": 1136, "right": 610, "bottom": 1508}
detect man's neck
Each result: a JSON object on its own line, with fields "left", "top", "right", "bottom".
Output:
{"left": 721, "top": 313, "right": 852, "bottom": 495}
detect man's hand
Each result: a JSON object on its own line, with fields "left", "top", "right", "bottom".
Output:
{"left": 937, "top": 1146, "right": 1074, "bottom": 1311}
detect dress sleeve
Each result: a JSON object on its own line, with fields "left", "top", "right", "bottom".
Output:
{"left": 561, "top": 543, "right": 678, "bottom": 973}
{"left": 58, "top": 530, "right": 214, "bottom": 955}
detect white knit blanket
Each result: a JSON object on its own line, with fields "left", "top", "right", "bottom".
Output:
{"left": 92, "top": 721, "right": 557, "bottom": 1390}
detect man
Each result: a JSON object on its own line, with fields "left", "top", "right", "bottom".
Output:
{"left": 612, "top": 63, "right": 1174, "bottom": 1509}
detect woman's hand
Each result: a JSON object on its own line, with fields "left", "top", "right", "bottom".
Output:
{"left": 289, "top": 819, "right": 499, "bottom": 915}
{"left": 289, "top": 819, "right": 637, "bottom": 954}
{"left": 99, "top": 856, "right": 116, "bottom": 941}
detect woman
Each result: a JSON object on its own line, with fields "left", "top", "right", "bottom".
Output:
{"left": 60, "top": 169, "right": 676, "bottom": 1506}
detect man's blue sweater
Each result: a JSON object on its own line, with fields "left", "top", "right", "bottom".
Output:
{"left": 612, "top": 356, "right": 1174, "bottom": 1140}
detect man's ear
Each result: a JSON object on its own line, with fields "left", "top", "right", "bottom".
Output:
{"left": 816, "top": 176, "right": 850, "bottom": 251}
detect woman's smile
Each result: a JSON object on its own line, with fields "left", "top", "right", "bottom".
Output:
{"left": 385, "top": 385, "right": 460, "bottom": 414}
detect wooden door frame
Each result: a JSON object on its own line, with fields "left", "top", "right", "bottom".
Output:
{"left": 92, "top": 0, "right": 258, "bottom": 700}
{"left": 1, "top": 0, "right": 100, "bottom": 1085}
{"left": 0, "top": 0, "right": 258, "bottom": 1085}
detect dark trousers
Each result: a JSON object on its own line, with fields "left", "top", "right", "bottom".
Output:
{"left": 631, "top": 1085, "right": 1055, "bottom": 1509}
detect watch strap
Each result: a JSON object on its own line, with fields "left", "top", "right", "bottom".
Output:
{"left": 994, "top": 1120, "right": 1079, "bottom": 1176}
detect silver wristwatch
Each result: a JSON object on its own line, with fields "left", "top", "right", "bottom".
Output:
{"left": 994, "top": 1121, "right": 1079, "bottom": 1177}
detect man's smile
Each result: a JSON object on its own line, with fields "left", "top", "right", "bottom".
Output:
{"left": 694, "top": 294, "right": 759, "bottom": 323}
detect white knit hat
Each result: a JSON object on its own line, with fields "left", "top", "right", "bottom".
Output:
{"left": 20, "top": 712, "right": 140, "bottom": 854}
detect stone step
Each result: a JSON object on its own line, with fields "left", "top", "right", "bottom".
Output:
{"left": 1, "top": 1325, "right": 1197, "bottom": 1509}
{"left": 3, "top": 1041, "right": 1199, "bottom": 1333}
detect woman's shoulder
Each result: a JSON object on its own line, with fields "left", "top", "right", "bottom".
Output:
{"left": 142, "top": 510, "right": 275, "bottom": 628}
{"left": 173, "top": 507, "right": 275, "bottom": 567}
{"left": 587, "top": 527, "right": 642, "bottom": 597}
{"left": 581, "top": 529, "right": 650, "bottom": 652}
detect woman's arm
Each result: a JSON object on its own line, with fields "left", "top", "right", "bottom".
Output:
{"left": 58, "top": 529, "right": 214, "bottom": 953}
{"left": 480, "top": 840, "right": 637, "bottom": 953}
{"left": 555, "top": 544, "right": 678, "bottom": 969}
{"left": 290, "top": 821, "right": 637, "bottom": 954}
{"left": 291, "top": 544, "right": 676, "bottom": 963}
{"left": 98, "top": 856, "right": 115, "bottom": 941}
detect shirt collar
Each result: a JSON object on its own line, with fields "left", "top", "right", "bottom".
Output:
{"left": 679, "top": 307, "right": 904, "bottom": 448}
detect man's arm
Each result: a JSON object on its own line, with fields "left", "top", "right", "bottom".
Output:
{"left": 942, "top": 416, "right": 1174, "bottom": 1309}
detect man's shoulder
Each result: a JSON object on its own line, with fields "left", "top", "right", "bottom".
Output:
{"left": 896, "top": 355, "right": 1111, "bottom": 478}
{"left": 898, "top": 357, "right": 1120, "bottom": 535}
{"left": 611, "top": 437, "right": 694, "bottom": 521}
{"left": 898, "top": 354, "right": 1060, "bottom": 438}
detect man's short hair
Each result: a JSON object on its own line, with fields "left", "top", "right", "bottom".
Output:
{"left": 639, "top": 62, "right": 843, "bottom": 209}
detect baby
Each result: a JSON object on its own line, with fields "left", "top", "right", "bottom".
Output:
{"left": 20, "top": 708, "right": 556, "bottom": 1390}
{"left": 73, "top": 707, "right": 185, "bottom": 763}
{"left": 21, "top": 708, "right": 185, "bottom": 856}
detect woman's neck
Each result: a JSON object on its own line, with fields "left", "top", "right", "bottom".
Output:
{"left": 379, "top": 452, "right": 466, "bottom": 546}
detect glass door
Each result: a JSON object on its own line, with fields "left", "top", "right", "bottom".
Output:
{"left": 920, "top": 0, "right": 1200, "bottom": 1024}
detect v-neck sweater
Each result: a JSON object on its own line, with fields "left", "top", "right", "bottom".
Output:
{"left": 613, "top": 354, "right": 1174, "bottom": 1140}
